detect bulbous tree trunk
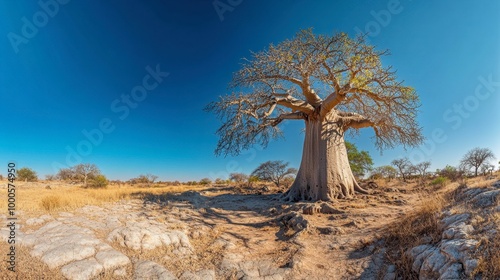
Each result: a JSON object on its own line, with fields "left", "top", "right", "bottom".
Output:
{"left": 283, "top": 111, "right": 368, "bottom": 201}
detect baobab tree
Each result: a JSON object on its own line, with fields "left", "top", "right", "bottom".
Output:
{"left": 206, "top": 29, "right": 423, "bottom": 201}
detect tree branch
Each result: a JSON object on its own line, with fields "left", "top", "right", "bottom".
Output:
{"left": 339, "top": 112, "right": 375, "bottom": 129}
{"left": 274, "top": 95, "right": 315, "bottom": 114}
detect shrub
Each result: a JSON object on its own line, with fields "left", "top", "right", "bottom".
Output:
{"left": 88, "top": 175, "right": 108, "bottom": 188}
{"left": 40, "top": 195, "right": 62, "bottom": 211}
{"left": 199, "top": 178, "right": 212, "bottom": 185}
{"left": 17, "top": 167, "right": 38, "bottom": 182}
{"left": 431, "top": 176, "right": 449, "bottom": 188}
{"left": 438, "top": 165, "right": 464, "bottom": 181}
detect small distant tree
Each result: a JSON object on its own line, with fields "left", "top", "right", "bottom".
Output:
{"left": 251, "top": 160, "right": 297, "bottom": 188}
{"left": 345, "top": 141, "right": 373, "bottom": 178}
{"left": 480, "top": 163, "right": 495, "bottom": 176}
{"left": 438, "top": 165, "right": 464, "bottom": 182}
{"left": 460, "top": 147, "right": 495, "bottom": 177}
{"left": 414, "top": 161, "right": 431, "bottom": 184}
{"left": 45, "top": 174, "right": 56, "bottom": 181}
{"left": 281, "top": 175, "right": 295, "bottom": 189}
{"left": 73, "top": 164, "right": 101, "bottom": 187}
{"left": 56, "top": 168, "right": 75, "bottom": 181}
{"left": 88, "top": 175, "right": 108, "bottom": 188}
{"left": 248, "top": 176, "right": 259, "bottom": 187}
{"left": 229, "top": 173, "right": 249, "bottom": 184}
{"left": 145, "top": 174, "right": 158, "bottom": 184}
{"left": 199, "top": 178, "right": 212, "bottom": 185}
{"left": 214, "top": 178, "right": 226, "bottom": 185}
{"left": 370, "top": 165, "right": 397, "bottom": 181}
{"left": 17, "top": 167, "right": 38, "bottom": 182}
{"left": 391, "top": 158, "right": 411, "bottom": 182}
{"left": 134, "top": 174, "right": 159, "bottom": 186}
{"left": 0, "top": 174, "right": 3, "bottom": 180}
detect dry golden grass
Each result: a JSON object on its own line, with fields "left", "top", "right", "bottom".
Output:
{"left": 0, "top": 242, "right": 65, "bottom": 279}
{"left": 0, "top": 181, "right": 211, "bottom": 215}
{"left": 467, "top": 175, "right": 499, "bottom": 188}
{"left": 472, "top": 225, "right": 500, "bottom": 279}
{"left": 383, "top": 194, "right": 447, "bottom": 279}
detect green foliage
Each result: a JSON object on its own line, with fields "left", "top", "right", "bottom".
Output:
{"left": 346, "top": 141, "right": 373, "bottom": 178}
{"left": 248, "top": 176, "right": 259, "bottom": 187}
{"left": 17, "top": 167, "right": 38, "bottom": 182}
{"left": 430, "top": 177, "right": 448, "bottom": 188}
{"left": 438, "top": 165, "right": 463, "bottom": 182}
{"left": 199, "top": 178, "right": 212, "bottom": 185}
{"left": 88, "top": 175, "right": 108, "bottom": 188}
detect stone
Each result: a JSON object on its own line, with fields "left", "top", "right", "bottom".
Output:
{"left": 134, "top": 260, "right": 177, "bottom": 280}
{"left": 407, "top": 245, "right": 434, "bottom": 273}
{"left": 26, "top": 217, "right": 47, "bottom": 226}
{"left": 441, "top": 213, "right": 470, "bottom": 228}
{"left": 442, "top": 222, "right": 473, "bottom": 239}
{"left": 114, "top": 267, "right": 128, "bottom": 277}
{"left": 95, "top": 249, "right": 131, "bottom": 270}
{"left": 40, "top": 244, "right": 96, "bottom": 269}
{"left": 60, "top": 258, "right": 104, "bottom": 280}
{"left": 471, "top": 190, "right": 500, "bottom": 208}
{"left": 464, "top": 259, "right": 478, "bottom": 276}
{"left": 108, "top": 221, "right": 192, "bottom": 252}
{"left": 179, "top": 270, "right": 216, "bottom": 280}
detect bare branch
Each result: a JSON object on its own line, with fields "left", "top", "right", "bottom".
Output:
{"left": 205, "top": 91, "right": 305, "bottom": 156}
{"left": 274, "top": 95, "right": 315, "bottom": 114}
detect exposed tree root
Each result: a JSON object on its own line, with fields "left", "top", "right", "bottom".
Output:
{"left": 302, "top": 202, "right": 344, "bottom": 215}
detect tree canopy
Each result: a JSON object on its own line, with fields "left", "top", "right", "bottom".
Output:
{"left": 460, "top": 147, "right": 495, "bottom": 177}
{"left": 345, "top": 141, "right": 373, "bottom": 178}
{"left": 206, "top": 29, "right": 423, "bottom": 157}
{"left": 251, "top": 160, "right": 297, "bottom": 187}
{"left": 17, "top": 167, "right": 38, "bottom": 182}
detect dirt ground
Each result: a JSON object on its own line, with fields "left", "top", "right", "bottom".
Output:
{"left": 0, "top": 180, "right": 467, "bottom": 279}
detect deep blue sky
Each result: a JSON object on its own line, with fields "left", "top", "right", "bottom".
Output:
{"left": 1, "top": 0, "right": 499, "bottom": 181}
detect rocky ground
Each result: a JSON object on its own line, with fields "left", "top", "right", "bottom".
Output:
{"left": 0, "top": 178, "right": 499, "bottom": 279}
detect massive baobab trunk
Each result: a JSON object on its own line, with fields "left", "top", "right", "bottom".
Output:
{"left": 283, "top": 111, "right": 368, "bottom": 201}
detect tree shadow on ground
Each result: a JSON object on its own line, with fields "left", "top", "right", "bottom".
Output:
{"left": 133, "top": 189, "right": 297, "bottom": 243}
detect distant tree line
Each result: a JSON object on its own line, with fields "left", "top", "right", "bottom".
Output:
{"left": 368, "top": 147, "right": 496, "bottom": 184}
{"left": 8, "top": 147, "right": 497, "bottom": 190}
{"left": 55, "top": 163, "right": 107, "bottom": 188}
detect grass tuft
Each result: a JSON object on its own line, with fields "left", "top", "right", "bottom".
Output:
{"left": 40, "top": 195, "right": 65, "bottom": 212}
{"left": 383, "top": 194, "right": 447, "bottom": 279}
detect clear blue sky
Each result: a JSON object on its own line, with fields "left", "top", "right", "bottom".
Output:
{"left": 1, "top": 0, "right": 499, "bottom": 181}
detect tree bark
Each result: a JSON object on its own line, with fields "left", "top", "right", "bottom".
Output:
{"left": 282, "top": 111, "right": 368, "bottom": 202}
